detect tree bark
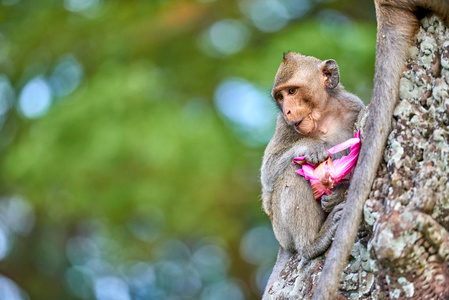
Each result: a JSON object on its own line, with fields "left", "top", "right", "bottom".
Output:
{"left": 266, "top": 14, "right": 449, "bottom": 299}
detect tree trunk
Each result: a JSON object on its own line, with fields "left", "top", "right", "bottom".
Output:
{"left": 266, "top": 14, "right": 449, "bottom": 299}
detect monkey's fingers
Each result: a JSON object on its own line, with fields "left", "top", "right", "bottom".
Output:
{"left": 321, "top": 182, "right": 349, "bottom": 212}
{"left": 330, "top": 201, "right": 345, "bottom": 222}
{"left": 321, "top": 194, "right": 339, "bottom": 212}
{"left": 304, "top": 146, "right": 329, "bottom": 165}
{"left": 316, "top": 149, "right": 329, "bottom": 164}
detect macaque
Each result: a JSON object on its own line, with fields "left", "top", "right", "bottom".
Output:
{"left": 261, "top": 52, "right": 364, "bottom": 298}
{"left": 313, "top": 1, "right": 449, "bottom": 299}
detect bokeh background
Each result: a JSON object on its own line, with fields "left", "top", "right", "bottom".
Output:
{"left": 0, "top": 0, "right": 376, "bottom": 299}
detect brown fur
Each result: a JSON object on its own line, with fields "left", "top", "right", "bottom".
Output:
{"left": 261, "top": 53, "right": 364, "bottom": 299}
{"left": 312, "top": 1, "right": 449, "bottom": 299}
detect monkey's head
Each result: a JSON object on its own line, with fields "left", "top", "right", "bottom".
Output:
{"left": 271, "top": 52, "right": 340, "bottom": 135}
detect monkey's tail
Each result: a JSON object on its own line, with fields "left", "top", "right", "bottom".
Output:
{"left": 312, "top": 4, "right": 418, "bottom": 299}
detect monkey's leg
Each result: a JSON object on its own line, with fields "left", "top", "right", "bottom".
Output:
{"left": 262, "top": 246, "right": 293, "bottom": 300}
{"left": 312, "top": 3, "right": 419, "bottom": 299}
{"left": 300, "top": 202, "right": 345, "bottom": 259}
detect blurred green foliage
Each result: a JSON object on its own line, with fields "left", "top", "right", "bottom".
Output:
{"left": 0, "top": 0, "right": 376, "bottom": 299}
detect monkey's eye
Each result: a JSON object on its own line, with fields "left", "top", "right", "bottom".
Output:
{"left": 288, "top": 87, "right": 297, "bottom": 95}
{"left": 276, "top": 93, "right": 283, "bottom": 101}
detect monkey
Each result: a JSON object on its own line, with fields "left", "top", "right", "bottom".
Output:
{"left": 260, "top": 52, "right": 364, "bottom": 298}
{"left": 312, "top": 1, "right": 449, "bottom": 299}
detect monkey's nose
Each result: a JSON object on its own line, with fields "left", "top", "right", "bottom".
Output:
{"left": 286, "top": 110, "right": 291, "bottom": 115}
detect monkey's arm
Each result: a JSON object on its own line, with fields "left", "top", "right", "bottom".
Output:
{"left": 261, "top": 137, "right": 328, "bottom": 218}
{"left": 312, "top": 2, "right": 421, "bottom": 299}
{"left": 273, "top": 137, "right": 328, "bottom": 176}
{"left": 261, "top": 137, "right": 328, "bottom": 192}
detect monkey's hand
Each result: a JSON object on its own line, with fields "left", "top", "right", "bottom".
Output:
{"left": 299, "top": 142, "right": 329, "bottom": 165}
{"left": 321, "top": 182, "right": 349, "bottom": 212}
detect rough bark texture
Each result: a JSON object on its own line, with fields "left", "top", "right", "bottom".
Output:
{"left": 266, "top": 15, "right": 449, "bottom": 299}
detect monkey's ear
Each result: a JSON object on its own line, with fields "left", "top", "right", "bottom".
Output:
{"left": 319, "top": 59, "right": 340, "bottom": 89}
{"left": 283, "top": 51, "right": 292, "bottom": 62}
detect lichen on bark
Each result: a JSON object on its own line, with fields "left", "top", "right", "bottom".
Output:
{"left": 265, "top": 15, "right": 449, "bottom": 299}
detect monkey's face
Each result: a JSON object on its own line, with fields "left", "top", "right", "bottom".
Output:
{"left": 272, "top": 53, "right": 340, "bottom": 135}
{"left": 272, "top": 84, "right": 320, "bottom": 135}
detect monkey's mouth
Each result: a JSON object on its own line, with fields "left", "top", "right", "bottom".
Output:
{"left": 293, "top": 118, "right": 307, "bottom": 134}
{"left": 294, "top": 119, "right": 303, "bottom": 128}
